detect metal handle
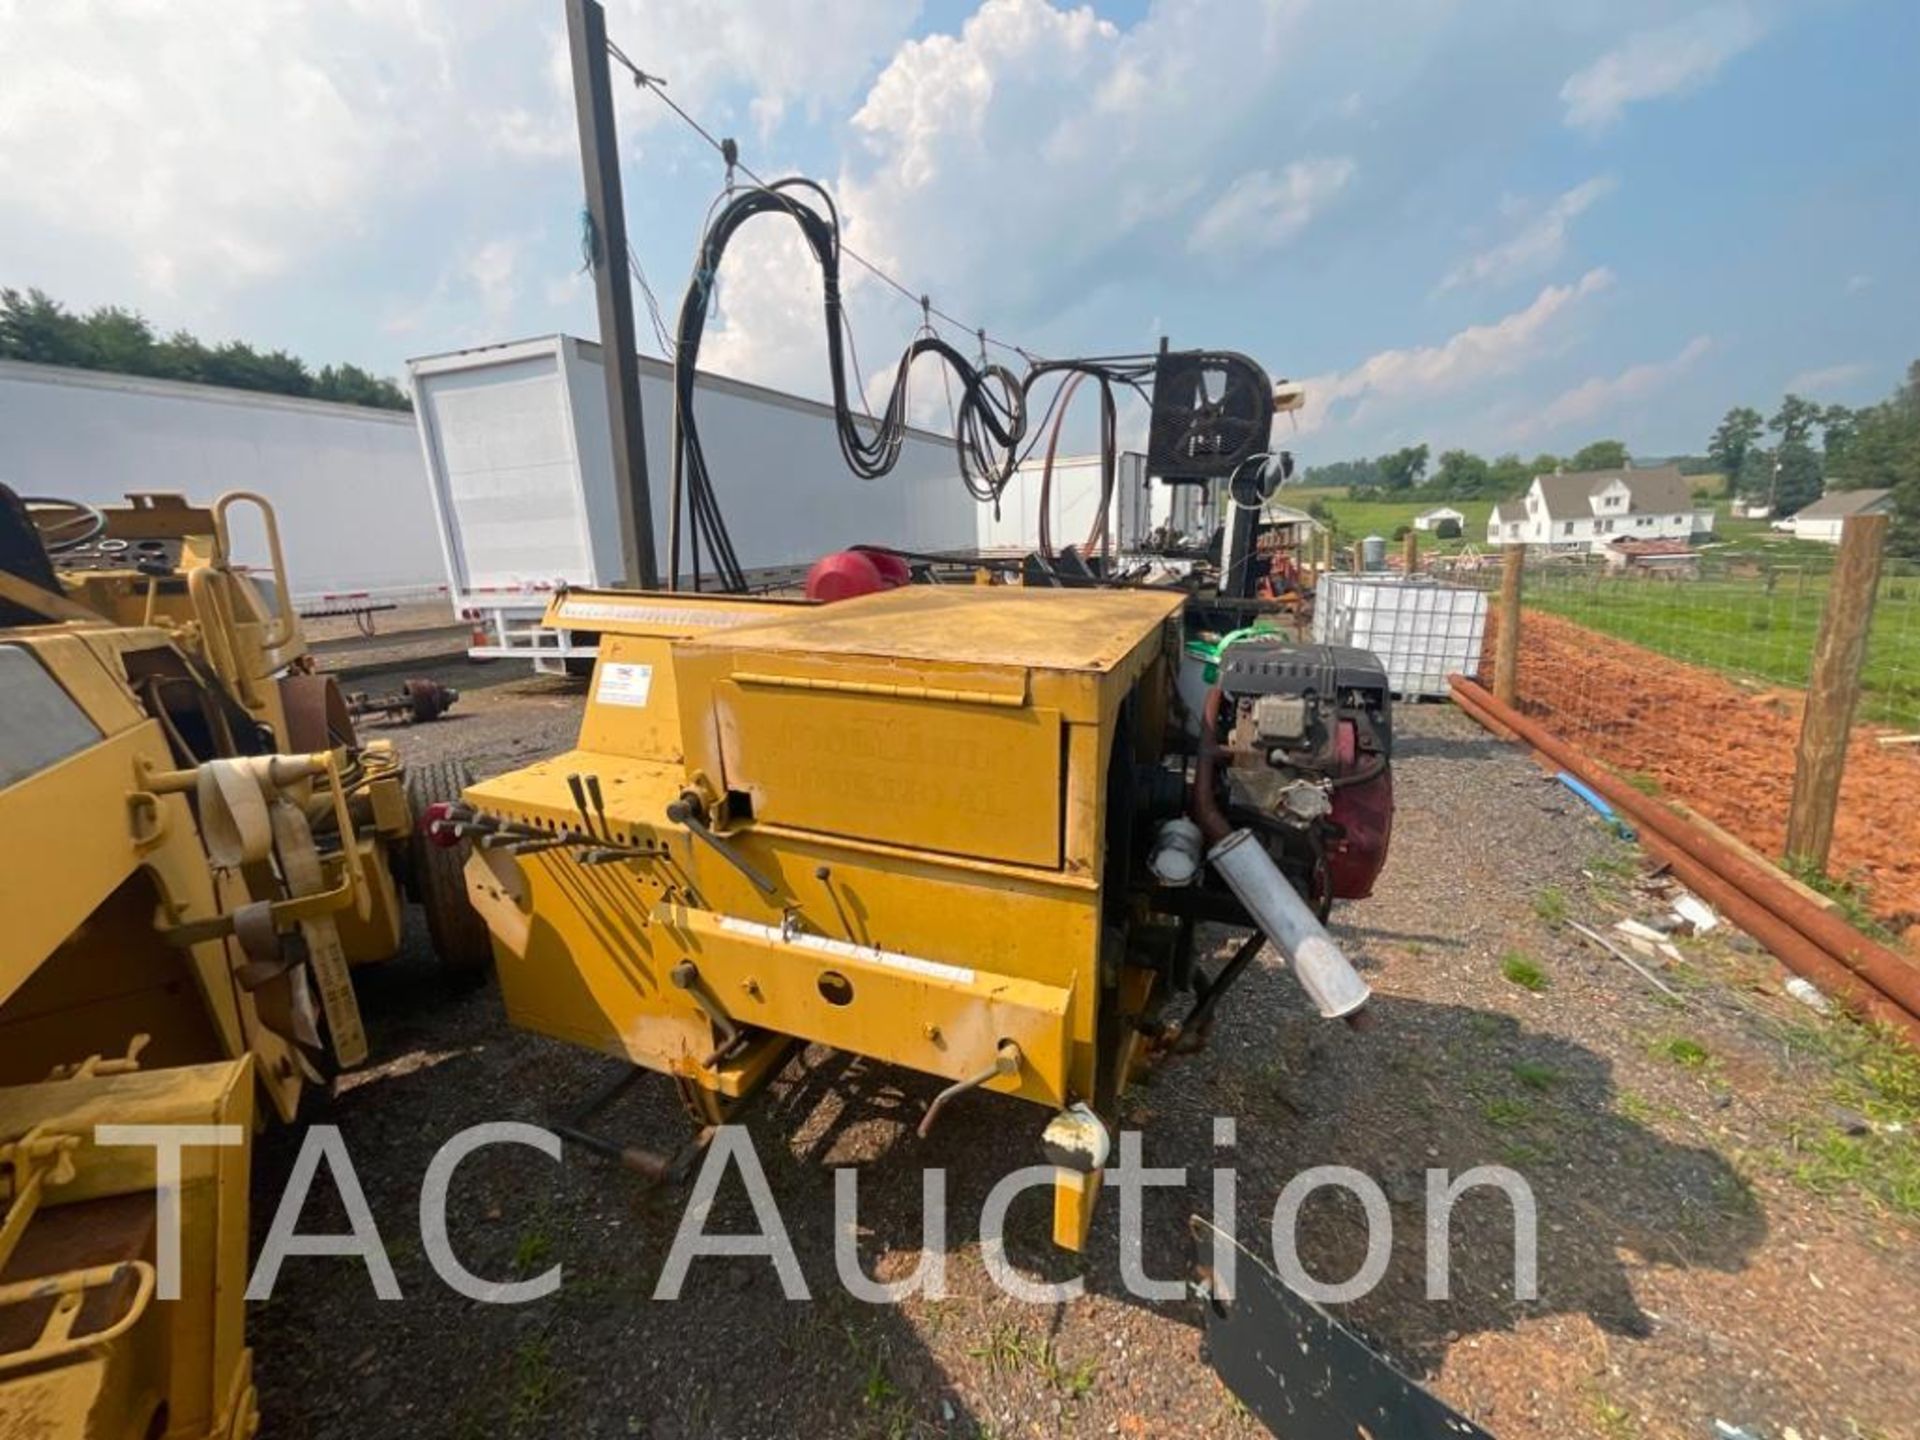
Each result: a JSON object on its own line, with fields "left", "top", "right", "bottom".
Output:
{"left": 213, "top": 490, "right": 298, "bottom": 651}
{"left": 918, "top": 1040, "right": 1022, "bottom": 1139}
{"left": 666, "top": 796, "right": 779, "bottom": 896}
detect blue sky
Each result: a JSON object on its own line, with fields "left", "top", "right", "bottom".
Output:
{"left": 3, "top": 0, "right": 1915, "bottom": 463}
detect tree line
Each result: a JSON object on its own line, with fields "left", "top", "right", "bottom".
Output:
{"left": 1302, "top": 437, "right": 1674, "bottom": 502}
{"left": 1303, "top": 360, "right": 1918, "bottom": 557}
{"left": 1708, "top": 365, "right": 1919, "bottom": 555}
{"left": 0, "top": 288, "right": 411, "bottom": 411}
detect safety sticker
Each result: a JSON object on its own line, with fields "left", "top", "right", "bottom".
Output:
{"left": 596, "top": 661, "right": 654, "bottom": 708}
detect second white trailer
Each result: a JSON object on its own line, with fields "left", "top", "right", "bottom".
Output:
{"left": 408, "top": 335, "right": 982, "bottom": 667}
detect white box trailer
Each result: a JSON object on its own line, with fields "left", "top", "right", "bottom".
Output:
{"left": 0, "top": 359, "right": 443, "bottom": 600}
{"left": 976, "top": 453, "right": 1213, "bottom": 555}
{"left": 980, "top": 451, "right": 1151, "bottom": 556}
{"left": 407, "top": 335, "right": 982, "bottom": 668}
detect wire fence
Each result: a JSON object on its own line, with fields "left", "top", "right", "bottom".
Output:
{"left": 1443, "top": 538, "right": 1919, "bottom": 938}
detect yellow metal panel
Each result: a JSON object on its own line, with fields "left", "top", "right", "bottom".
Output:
{"left": 577, "top": 633, "right": 687, "bottom": 762}
{"left": 670, "top": 904, "right": 1074, "bottom": 1106}
{"left": 684, "top": 585, "right": 1184, "bottom": 676}
{"left": 8, "top": 632, "right": 144, "bottom": 734}
{"left": 0, "top": 726, "right": 197, "bottom": 1005}
{"left": 0, "top": 1059, "right": 255, "bottom": 1440}
{"left": 710, "top": 679, "right": 1063, "bottom": 868}
{"left": 465, "top": 742, "right": 1111, "bottom": 1101}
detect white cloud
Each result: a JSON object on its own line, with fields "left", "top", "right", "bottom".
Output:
{"left": 603, "top": 0, "right": 926, "bottom": 140}
{"left": 1188, "top": 158, "right": 1355, "bottom": 258}
{"left": 1844, "top": 274, "right": 1874, "bottom": 296}
{"left": 695, "top": 221, "right": 840, "bottom": 400}
{"left": 1515, "top": 334, "right": 1712, "bottom": 440}
{"left": 1299, "top": 268, "right": 1615, "bottom": 435}
{"left": 465, "top": 240, "right": 522, "bottom": 329}
{"left": 1439, "top": 176, "right": 1615, "bottom": 292}
{"left": 1561, "top": 5, "right": 1763, "bottom": 132}
{"left": 0, "top": 3, "right": 461, "bottom": 303}
{"left": 837, "top": 0, "right": 1314, "bottom": 316}
{"left": 1783, "top": 362, "right": 1868, "bottom": 396}
{"left": 678, "top": 0, "right": 1330, "bottom": 400}
{"left": 0, "top": 0, "right": 924, "bottom": 332}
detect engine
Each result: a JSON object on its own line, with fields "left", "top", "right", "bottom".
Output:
{"left": 1209, "top": 637, "right": 1395, "bottom": 908}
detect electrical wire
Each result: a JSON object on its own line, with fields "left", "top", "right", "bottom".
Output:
{"left": 667, "top": 178, "right": 1034, "bottom": 590}
{"left": 604, "top": 36, "right": 1179, "bottom": 593}
{"left": 605, "top": 41, "right": 1040, "bottom": 367}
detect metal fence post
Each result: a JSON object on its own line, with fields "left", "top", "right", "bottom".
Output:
{"left": 1494, "top": 545, "right": 1524, "bottom": 707}
{"left": 1785, "top": 513, "right": 1889, "bottom": 872}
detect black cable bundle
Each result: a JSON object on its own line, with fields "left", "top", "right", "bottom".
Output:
{"left": 668, "top": 178, "right": 1030, "bottom": 591}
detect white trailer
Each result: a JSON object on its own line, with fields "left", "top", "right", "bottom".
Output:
{"left": 980, "top": 451, "right": 1150, "bottom": 556}
{"left": 407, "top": 335, "right": 983, "bottom": 669}
{"left": 0, "top": 359, "right": 442, "bottom": 600}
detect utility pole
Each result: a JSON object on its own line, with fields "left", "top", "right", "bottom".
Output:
{"left": 566, "top": 0, "right": 660, "bottom": 589}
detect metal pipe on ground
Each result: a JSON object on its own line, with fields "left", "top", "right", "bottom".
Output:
{"left": 1638, "top": 833, "right": 1920, "bottom": 1044}
{"left": 1448, "top": 675, "right": 1920, "bottom": 1021}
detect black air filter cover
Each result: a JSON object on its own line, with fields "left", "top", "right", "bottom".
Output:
{"left": 1146, "top": 347, "right": 1274, "bottom": 482}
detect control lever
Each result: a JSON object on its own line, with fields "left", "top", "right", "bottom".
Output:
{"left": 666, "top": 794, "right": 778, "bottom": 896}
{"left": 918, "top": 1040, "right": 1022, "bottom": 1139}
{"left": 670, "top": 961, "right": 743, "bottom": 1068}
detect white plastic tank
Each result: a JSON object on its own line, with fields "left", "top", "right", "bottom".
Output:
{"left": 1313, "top": 575, "right": 1489, "bottom": 699}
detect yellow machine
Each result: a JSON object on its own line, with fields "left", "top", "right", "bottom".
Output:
{"left": 454, "top": 581, "right": 1391, "bottom": 1247}
{"left": 0, "top": 486, "right": 482, "bottom": 1437}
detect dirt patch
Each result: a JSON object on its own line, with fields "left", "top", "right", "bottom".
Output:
{"left": 1505, "top": 609, "right": 1920, "bottom": 937}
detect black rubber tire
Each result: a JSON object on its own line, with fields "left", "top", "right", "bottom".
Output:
{"left": 405, "top": 757, "right": 494, "bottom": 977}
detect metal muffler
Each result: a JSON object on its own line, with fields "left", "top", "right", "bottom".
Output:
{"left": 1207, "top": 830, "right": 1370, "bottom": 1019}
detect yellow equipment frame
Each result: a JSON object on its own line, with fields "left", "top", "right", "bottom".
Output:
{"left": 465, "top": 584, "right": 1182, "bottom": 1246}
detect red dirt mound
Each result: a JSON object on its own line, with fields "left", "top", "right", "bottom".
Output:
{"left": 1500, "top": 611, "right": 1920, "bottom": 936}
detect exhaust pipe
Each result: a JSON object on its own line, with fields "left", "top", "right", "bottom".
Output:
{"left": 1208, "top": 830, "right": 1370, "bottom": 1020}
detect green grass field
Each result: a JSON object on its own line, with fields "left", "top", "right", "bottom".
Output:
{"left": 1284, "top": 480, "right": 1917, "bottom": 724}
{"left": 1280, "top": 486, "right": 1494, "bottom": 552}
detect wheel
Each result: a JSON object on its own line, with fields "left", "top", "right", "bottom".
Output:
{"left": 22, "top": 495, "right": 107, "bottom": 552}
{"left": 561, "top": 631, "right": 600, "bottom": 679}
{"left": 404, "top": 757, "right": 493, "bottom": 977}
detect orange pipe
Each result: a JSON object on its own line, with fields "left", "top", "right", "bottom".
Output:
{"left": 1449, "top": 676, "right": 1920, "bottom": 1020}
{"left": 1641, "top": 833, "right": 1920, "bottom": 1044}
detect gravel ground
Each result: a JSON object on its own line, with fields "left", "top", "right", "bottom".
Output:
{"left": 250, "top": 682, "right": 1920, "bottom": 1440}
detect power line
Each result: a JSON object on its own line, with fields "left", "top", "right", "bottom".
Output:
{"left": 602, "top": 38, "right": 1041, "bottom": 366}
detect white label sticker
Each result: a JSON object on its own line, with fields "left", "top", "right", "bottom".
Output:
{"left": 595, "top": 661, "right": 654, "bottom": 708}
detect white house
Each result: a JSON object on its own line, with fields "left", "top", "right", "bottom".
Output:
{"left": 1413, "top": 505, "right": 1466, "bottom": 532}
{"left": 1486, "top": 465, "right": 1713, "bottom": 552}
{"left": 1786, "top": 487, "right": 1894, "bottom": 544}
